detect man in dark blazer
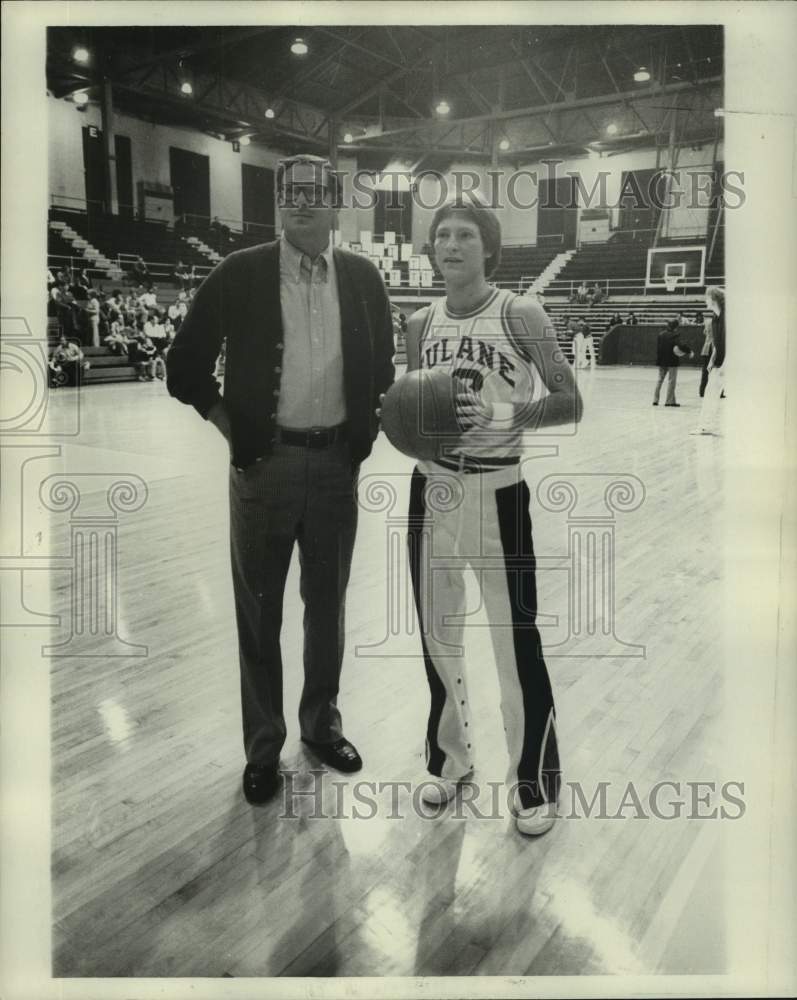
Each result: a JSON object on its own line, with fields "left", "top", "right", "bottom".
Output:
{"left": 652, "top": 318, "right": 693, "bottom": 406}
{"left": 167, "top": 154, "right": 395, "bottom": 804}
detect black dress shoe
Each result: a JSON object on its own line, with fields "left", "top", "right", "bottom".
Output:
{"left": 301, "top": 737, "right": 363, "bottom": 773}
{"left": 652, "top": 401, "right": 658, "bottom": 406}
{"left": 242, "top": 763, "right": 281, "bottom": 805}
{"left": 665, "top": 402, "right": 680, "bottom": 407}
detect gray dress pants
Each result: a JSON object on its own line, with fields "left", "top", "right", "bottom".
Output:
{"left": 229, "top": 439, "right": 358, "bottom": 765}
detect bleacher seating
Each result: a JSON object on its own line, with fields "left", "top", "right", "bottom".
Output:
{"left": 49, "top": 209, "right": 210, "bottom": 285}
{"left": 548, "top": 234, "right": 655, "bottom": 297}
{"left": 47, "top": 317, "right": 139, "bottom": 384}
{"left": 492, "top": 246, "right": 562, "bottom": 290}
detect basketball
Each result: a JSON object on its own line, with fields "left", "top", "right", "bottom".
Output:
{"left": 380, "top": 368, "right": 461, "bottom": 460}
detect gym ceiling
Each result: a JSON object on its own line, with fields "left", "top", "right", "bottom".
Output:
{"left": 47, "top": 24, "right": 723, "bottom": 170}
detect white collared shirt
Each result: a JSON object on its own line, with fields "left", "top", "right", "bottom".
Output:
{"left": 277, "top": 234, "right": 346, "bottom": 429}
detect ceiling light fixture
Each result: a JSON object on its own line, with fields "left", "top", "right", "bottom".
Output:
{"left": 72, "top": 91, "right": 89, "bottom": 106}
{"left": 291, "top": 37, "right": 308, "bottom": 56}
{"left": 343, "top": 132, "right": 354, "bottom": 144}
{"left": 435, "top": 99, "right": 451, "bottom": 115}
{"left": 239, "top": 135, "right": 251, "bottom": 146}
{"left": 264, "top": 107, "right": 275, "bottom": 119}
{"left": 73, "top": 46, "right": 90, "bottom": 64}
{"left": 499, "top": 138, "right": 510, "bottom": 151}
{"left": 606, "top": 122, "right": 619, "bottom": 135}
{"left": 633, "top": 67, "right": 651, "bottom": 82}
{"left": 180, "top": 81, "right": 193, "bottom": 96}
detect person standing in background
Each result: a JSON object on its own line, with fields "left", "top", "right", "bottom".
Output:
{"left": 698, "top": 312, "right": 713, "bottom": 398}
{"left": 653, "top": 319, "right": 694, "bottom": 407}
{"left": 691, "top": 286, "right": 726, "bottom": 435}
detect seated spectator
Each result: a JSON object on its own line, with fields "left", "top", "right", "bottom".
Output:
{"left": 130, "top": 256, "right": 153, "bottom": 291}
{"left": 576, "top": 281, "right": 590, "bottom": 303}
{"left": 73, "top": 268, "right": 92, "bottom": 294}
{"left": 173, "top": 260, "right": 194, "bottom": 291}
{"left": 139, "top": 286, "right": 158, "bottom": 311}
{"left": 49, "top": 336, "right": 89, "bottom": 387}
{"left": 693, "top": 310, "right": 704, "bottom": 326}
{"left": 48, "top": 281, "right": 63, "bottom": 317}
{"left": 209, "top": 216, "right": 231, "bottom": 252}
{"left": 167, "top": 298, "right": 184, "bottom": 332}
{"left": 626, "top": 311, "right": 639, "bottom": 326}
{"left": 104, "top": 290, "right": 122, "bottom": 325}
{"left": 128, "top": 332, "right": 157, "bottom": 381}
{"left": 104, "top": 320, "right": 129, "bottom": 356}
{"left": 608, "top": 312, "right": 624, "bottom": 328}
{"left": 677, "top": 311, "right": 690, "bottom": 326}
{"left": 589, "top": 282, "right": 605, "bottom": 305}
{"left": 147, "top": 311, "right": 170, "bottom": 380}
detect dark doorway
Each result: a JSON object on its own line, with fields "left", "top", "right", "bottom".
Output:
{"left": 617, "top": 168, "right": 664, "bottom": 239}
{"left": 169, "top": 147, "right": 211, "bottom": 225}
{"left": 538, "top": 175, "right": 578, "bottom": 249}
{"left": 374, "top": 187, "right": 412, "bottom": 241}
{"left": 82, "top": 125, "right": 106, "bottom": 215}
{"left": 115, "top": 135, "right": 133, "bottom": 218}
{"left": 241, "top": 163, "right": 275, "bottom": 238}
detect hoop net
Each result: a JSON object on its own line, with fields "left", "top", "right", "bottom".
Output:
{"left": 664, "top": 274, "right": 679, "bottom": 293}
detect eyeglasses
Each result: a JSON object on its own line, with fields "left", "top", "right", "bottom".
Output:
{"left": 278, "top": 184, "right": 332, "bottom": 208}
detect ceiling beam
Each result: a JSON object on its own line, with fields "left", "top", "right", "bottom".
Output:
{"left": 352, "top": 76, "right": 721, "bottom": 145}
{"left": 315, "top": 27, "right": 407, "bottom": 72}
{"left": 113, "top": 27, "right": 273, "bottom": 80}
{"left": 335, "top": 36, "right": 449, "bottom": 116}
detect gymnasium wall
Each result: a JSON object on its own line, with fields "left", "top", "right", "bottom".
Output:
{"left": 408, "top": 144, "right": 723, "bottom": 249}
{"left": 47, "top": 95, "right": 284, "bottom": 224}
{"left": 48, "top": 93, "right": 722, "bottom": 247}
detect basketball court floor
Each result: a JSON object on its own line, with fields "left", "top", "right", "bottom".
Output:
{"left": 47, "top": 365, "right": 728, "bottom": 977}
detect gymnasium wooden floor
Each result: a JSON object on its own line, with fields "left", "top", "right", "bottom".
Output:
{"left": 48, "top": 364, "right": 729, "bottom": 978}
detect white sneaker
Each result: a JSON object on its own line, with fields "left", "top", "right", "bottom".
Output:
{"left": 689, "top": 427, "right": 712, "bottom": 436}
{"left": 511, "top": 795, "right": 558, "bottom": 836}
{"left": 420, "top": 773, "right": 470, "bottom": 805}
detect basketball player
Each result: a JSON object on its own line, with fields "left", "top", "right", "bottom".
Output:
{"left": 690, "top": 286, "right": 725, "bottom": 435}
{"left": 404, "top": 199, "right": 582, "bottom": 836}
{"left": 167, "top": 155, "right": 394, "bottom": 805}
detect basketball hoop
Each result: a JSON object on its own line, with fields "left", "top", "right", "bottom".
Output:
{"left": 664, "top": 274, "right": 679, "bottom": 293}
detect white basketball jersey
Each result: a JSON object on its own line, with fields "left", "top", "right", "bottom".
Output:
{"left": 418, "top": 287, "right": 549, "bottom": 462}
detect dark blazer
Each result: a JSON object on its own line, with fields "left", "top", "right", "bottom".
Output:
{"left": 656, "top": 327, "right": 692, "bottom": 367}
{"left": 166, "top": 240, "right": 395, "bottom": 469}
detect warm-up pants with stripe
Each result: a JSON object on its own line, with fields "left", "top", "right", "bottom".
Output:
{"left": 407, "top": 465, "right": 560, "bottom": 809}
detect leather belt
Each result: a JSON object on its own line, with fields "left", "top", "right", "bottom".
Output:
{"left": 275, "top": 424, "right": 348, "bottom": 449}
{"left": 433, "top": 454, "right": 520, "bottom": 475}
